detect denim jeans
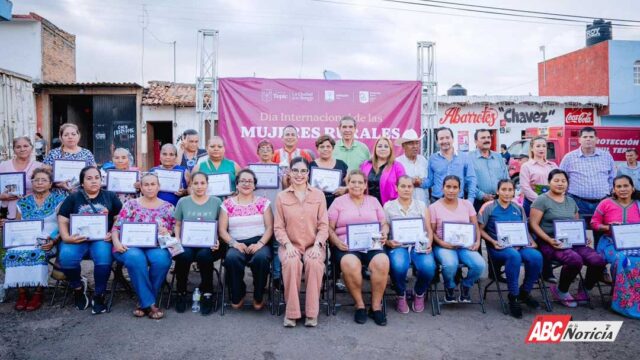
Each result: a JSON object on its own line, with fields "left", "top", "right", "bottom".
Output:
{"left": 433, "top": 246, "right": 486, "bottom": 289}
{"left": 271, "top": 237, "right": 281, "bottom": 279}
{"left": 58, "top": 241, "right": 113, "bottom": 295}
{"left": 487, "top": 246, "right": 543, "bottom": 296}
{"left": 113, "top": 247, "right": 172, "bottom": 308}
{"left": 386, "top": 246, "right": 436, "bottom": 296}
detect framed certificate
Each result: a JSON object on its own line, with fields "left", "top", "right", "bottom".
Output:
{"left": 2, "top": 220, "right": 43, "bottom": 248}
{"left": 181, "top": 220, "right": 218, "bottom": 248}
{"left": 154, "top": 169, "right": 183, "bottom": 193}
{"left": 120, "top": 222, "right": 158, "bottom": 248}
{"left": 53, "top": 159, "right": 86, "bottom": 184}
{"left": 553, "top": 219, "right": 586, "bottom": 248}
{"left": 106, "top": 170, "right": 139, "bottom": 194}
{"left": 70, "top": 214, "right": 108, "bottom": 241}
{"left": 611, "top": 223, "right": 640, "bottom": 250}
{"left": 495, "top": 221, "right": 530, "bottom": 247}
{"left": 249, "top": 164, "right": 280, "bottom": 189}
{"left": 443, "top": 222, "right": 475, "bottom": 248}
{"left": 0, "top": 172, "right": 26, "bottom": 196}
{"left": 346, "top": 222, "right": 381, "bottom": 252}
{"left": 310, "top": 167, "right": 342, "bottom": 193}
{"left": 391, "top": 217, "right": 425, "bottom": 245}
{"left": 207, "top": 173, "right": 232, "bottom": 196}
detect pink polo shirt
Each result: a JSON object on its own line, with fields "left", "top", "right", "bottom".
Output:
{"left": 519, "top": 159, "right": 558, "bottom": 202}
{"left": 328, "top": 194, "right": 386, "bottom": 245}
{"left": 429, "top": 199, "right": 476, "bottom": 240}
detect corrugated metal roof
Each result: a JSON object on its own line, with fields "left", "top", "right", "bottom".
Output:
{"left": 34, "top": 82, "right": 142, "bottom": 88}
{"left": 437, "top": 95, "right": 609, "bottom": 106}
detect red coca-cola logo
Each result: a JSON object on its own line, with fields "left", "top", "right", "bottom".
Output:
{"left": 564, "top": 108, "right": 594, "bottom": 125}
{"left": 439, "top": 106, "right": 498, "bottom": 127}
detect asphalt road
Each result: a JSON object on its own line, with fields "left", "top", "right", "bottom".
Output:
{"left": 0, "top": 270, "right": 638, "bottom": 360}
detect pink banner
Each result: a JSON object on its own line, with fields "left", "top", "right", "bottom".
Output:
{"left": 218, "top": 78, "right": 422, "bottom": 166}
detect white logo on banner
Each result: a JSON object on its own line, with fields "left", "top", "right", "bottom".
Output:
{"left": 359, "top": 91, "right": 369, "bottom": 104}
{"left": 325, "top": 90, "right": 335, "bottom": 102}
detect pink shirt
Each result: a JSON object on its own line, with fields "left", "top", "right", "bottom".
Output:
{"left": 328, "top": 194, "right": 386, "bottom": 245}
{"left": 0, "top": 159, "right": 42, "bottom": 219}
{"left": 274, "top": 185, "right": 328, "bottom": 252}
{"left": 520, "top": 159, "right": 558, "bottom": 202}
{"left": 429, "top": 199, "right": 476, "bottom": 239}
{"left": 591, "top": 198, "right": 640, "bottom": 236}
{"left": 359, "top": 160, "right": 406, "bottom": 205}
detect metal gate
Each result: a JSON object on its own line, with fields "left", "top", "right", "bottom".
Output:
{"left": 92, "top": 95, "right": 136, "bottom": 165}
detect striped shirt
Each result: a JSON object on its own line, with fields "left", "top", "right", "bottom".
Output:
{"left": 559, "top": 148, "right": 615, "bottom": 200}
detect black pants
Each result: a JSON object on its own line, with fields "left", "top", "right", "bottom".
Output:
{"left": 224, "top": 236, "right": 272, "bottom": 304}
{"left": 174, "top": 245, "right": 225, "bottom": 294}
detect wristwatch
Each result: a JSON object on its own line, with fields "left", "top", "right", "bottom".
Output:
{"left": 228, "top": 239, "right": 237, "bottom": 247}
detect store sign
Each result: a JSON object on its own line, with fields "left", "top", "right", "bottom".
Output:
{"left": 439, "top": 106, "right": 498, "bottom": 127}
{"left": 502, "top": 107, "right": 555, "bottom": 124}
{"left": 564, "top": 108, "right": 595, "bottom": 126}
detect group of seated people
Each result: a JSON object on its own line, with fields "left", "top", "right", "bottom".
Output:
{"left": 1, "top": 122, "right": 639, "bottom": 329}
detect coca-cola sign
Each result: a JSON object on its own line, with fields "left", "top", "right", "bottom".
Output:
{"left": 564, "top": 108, "right": 594, "bottom": 125}
{"left": 439, "top": 106, "right": 498, "bottom": 127}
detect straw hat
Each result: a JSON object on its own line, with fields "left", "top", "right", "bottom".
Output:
{"left": 395, "top": 129, "right": 423, "bottom": 146}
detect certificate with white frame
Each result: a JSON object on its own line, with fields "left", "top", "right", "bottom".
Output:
{"left": 443, "top": 222, "right": 475, "bottom": 248}
{"left": 106, "top": 170, "right": 139, "bottom": 194}
{"left": 553, "top": 219, "right": 586, "bottom": 248}
{"left": 154, "top": 169, "right": 183, "bottom": 193}
{"left": 346, "top": 222, "right": 380, "bottom": 252}
{"left": 120, "top": 222, "right": 158, "bottom": 248}
{"left": 3, "top": 220, "right": 43, "bottom": 248}
{"left": 495, "top": 221, "right": 530, "bottom": 247}
{"left": 181, "top": 220, "right": 218, "bottom": 248}
{"left": 53, "top": 159, "right": 86, "bottom": 184}
{"left": 391, "top": 217, "right": 425, "bottom": 245}
{"left": 249, "top": 164, "right": 280, "bottom": 189}
{"left": 0, "top": 172, "right": 26, "bottom": 196}
{"left": 310, "top": 167, "right": 342, "bottom": 193}
{"left": 611, "top": 223, "right": 640, "bottom": 250}
{"left": 207, "top": 174, "right": 232, "bottom": 196}
{"left": 70, "top": 214, "right": 108, "bottom": 241}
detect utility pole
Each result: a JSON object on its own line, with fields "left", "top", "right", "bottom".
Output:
{"left": 417, "top": 41, "right": 437, "bottom": 157}
{"left": 195, "top": 29, "right": 219, "bottom": 142}
{"left": 540, "top": 45, "right": 546, "bottom": 93}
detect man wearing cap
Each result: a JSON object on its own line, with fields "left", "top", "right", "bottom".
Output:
{"left": 396, "top": 129, "right": 429, "bottom": 205}
{"left": 333, "top": 116, "right": 371, "bottom": 172}
{"left": 470, "top": 129, "right": 509, "bottom": 212}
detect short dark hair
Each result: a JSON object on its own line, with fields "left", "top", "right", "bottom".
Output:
{"left": 579, "top": 127, "right": 597, "bottom": 137}
{"left": 31, "top": 168, "right": 53, "bottom": 183}
{"left": 442, "top": 175, "right": 461, "bottom": 187}
{"left": 315, "top": 135, "right": 335, "bottom": 148}
{"left": 79, "top": 166, "right": 101, "bottom": 185}
{"left": 500, "top": 144, "right": 507, "bottom": 150}
{"left": 626, "top": 149, "right": 638, "bottom": 155}
{"left": 290, "top": 156, "right": 309, "bottom": 170}
{"left": 496, "top": 179, "right": 514, "bottom": 191}
{"left": 435, "top": 127, "right": 454, "bottom": 139}
{"left": 548, "top": 169, "right": 569, "bottom": 184}
{"left": 236, "top": 169, "right": 258, "bottom": 187}
{"left": 183, "top": 129, "right": 199, "bottom": 137}
{"left": 190, "top": 171, "right": 208, "bottom": 183}
{"left": 473, "top": 129, "right": 491, "bottom": 141}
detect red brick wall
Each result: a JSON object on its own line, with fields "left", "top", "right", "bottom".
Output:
{"left": 538, "top": 41, "right": 608, "bottom": 96}
{"left": 40, "top": 17, "right": 75, "bottom": 83}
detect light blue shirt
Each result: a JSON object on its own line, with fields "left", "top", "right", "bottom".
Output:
{"left": 423, "top": 151, "right": 477, "bottom": 200}
{"left": 559, "top": 148, "right": 615, "bottom": 199}
{"left": 616, "top": 164, "right": 640, "bottom": 189}
{"left": 469, "top": 150, "right": 509, "bottom": 200}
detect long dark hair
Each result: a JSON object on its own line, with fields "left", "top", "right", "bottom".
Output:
{"left": 612, "top": 175, "right": 640, "bottom": 201}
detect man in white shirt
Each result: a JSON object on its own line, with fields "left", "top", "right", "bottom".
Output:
{"left": 395, "top": 129, "right": 429, "bottom": 205}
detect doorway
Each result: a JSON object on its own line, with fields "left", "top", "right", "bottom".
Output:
{"left": 146, "top": 121, "right": 173, "bottom": 167}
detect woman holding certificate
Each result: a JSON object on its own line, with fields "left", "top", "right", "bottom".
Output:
{"left": 193, "top": 136, "right": 241, "bottom": 198}
{"left": 591, "top": 175, "right": 640, "bottom": 319}
{"left": 219, "top": 169, "right": 273, "bottom": 310}
{"left": 172, "top": 172, "right": 224, "bottom": 315}
{"left": 328, "top": 169, "right": 390, "bottom": 326}
{"left": 519, "top": 136, "right": 558, "bottom": 217}
{"left": 309, "top": 135, "right": 348, "bottom": 209}
{"left": 43, "top": 124, "right": 96, "bottom": 192}
{"left": 0, "top": 136, "right": 42, "bottom": 221}
{"left": 360, "top": 136, "right": 406, "bottom": 206}
{"left": 383, "top": 176, "right": 435, "bottom": 314}
{"left": 529, "top": 169, "right": 606, "bottom": 308}
{"left": 429, "top": 175, "right": 485, "bottom": 304}
{"left": 478, "top": 179, "right": 543, "bottom": 318}
{"left": 274, "top": 157, "right": 329, "bottom": 328}
{"left": 105, "top": 148, "right": 140, "bottom": 203}
{"left": 57, "top": 166, "right": 122, "bottom": 314}
{"left": 150, "top": 144, "right": 189, "bottom": 206}
{"left": 1, "top": 168, "right": 65, "bottom": 311}
{"left": 112, "top": 173, "right": 175, "bottom": 319}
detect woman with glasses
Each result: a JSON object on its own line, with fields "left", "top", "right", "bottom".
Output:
{"left": 274, "top": 157, "right": 328, "bottom": 327}
{"left": 0, "top": 136, "right": 42, "bottom": 221}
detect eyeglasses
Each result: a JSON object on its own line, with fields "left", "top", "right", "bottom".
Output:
{"left": 31, "top": 178, "right": 51, "bottom": 183}
{"left": 290, "top": 169, "right": 309, "bottom": 175}
{"left": 238, "top": 179, "right": 255, "bottom": 185}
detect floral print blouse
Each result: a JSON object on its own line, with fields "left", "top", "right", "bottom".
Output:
{"left": 113, "top": 199, "right": 176, "bottom": 234}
